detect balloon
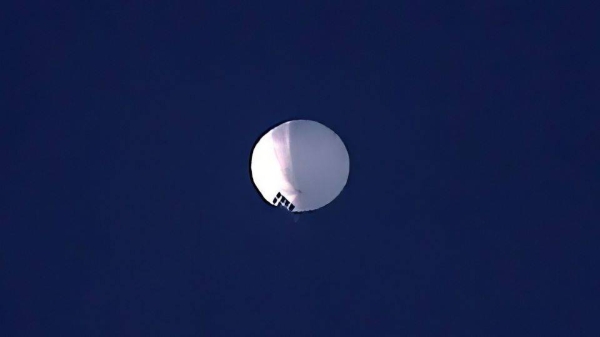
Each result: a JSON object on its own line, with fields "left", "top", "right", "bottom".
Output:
{"left": 250, "top": 120, "right": 350, "bottom": 212}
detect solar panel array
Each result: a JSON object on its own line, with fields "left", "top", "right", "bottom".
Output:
{"left": 273, "top": 192, "right": 295, "bottom": 211}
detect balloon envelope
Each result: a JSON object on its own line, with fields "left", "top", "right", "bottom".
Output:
{"left": 250, "top": 120, "right": 350, "bottom": 212}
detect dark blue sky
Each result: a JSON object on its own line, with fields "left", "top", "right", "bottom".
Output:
{"left": 2, "top": 1, "right": 598, "bottom": 336}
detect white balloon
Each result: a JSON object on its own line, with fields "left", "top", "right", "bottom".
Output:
{"left": 250, "top": 120, "right": 350, "bottom": 212}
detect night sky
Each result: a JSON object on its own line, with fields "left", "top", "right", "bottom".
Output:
{"left": 2, "top": 1, "right": 599, "bottom": 336}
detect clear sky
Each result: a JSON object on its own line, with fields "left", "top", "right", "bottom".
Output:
{"left": 2, "top": 1, "right": 598, "bottom": 336}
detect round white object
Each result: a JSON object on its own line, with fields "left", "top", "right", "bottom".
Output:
{"left": 250, "top": 120, "right": 350, "bottom": 212}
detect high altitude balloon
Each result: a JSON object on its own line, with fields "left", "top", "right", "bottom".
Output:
{"left": 250, "top": 120, "right": 350, "bottom": 212}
